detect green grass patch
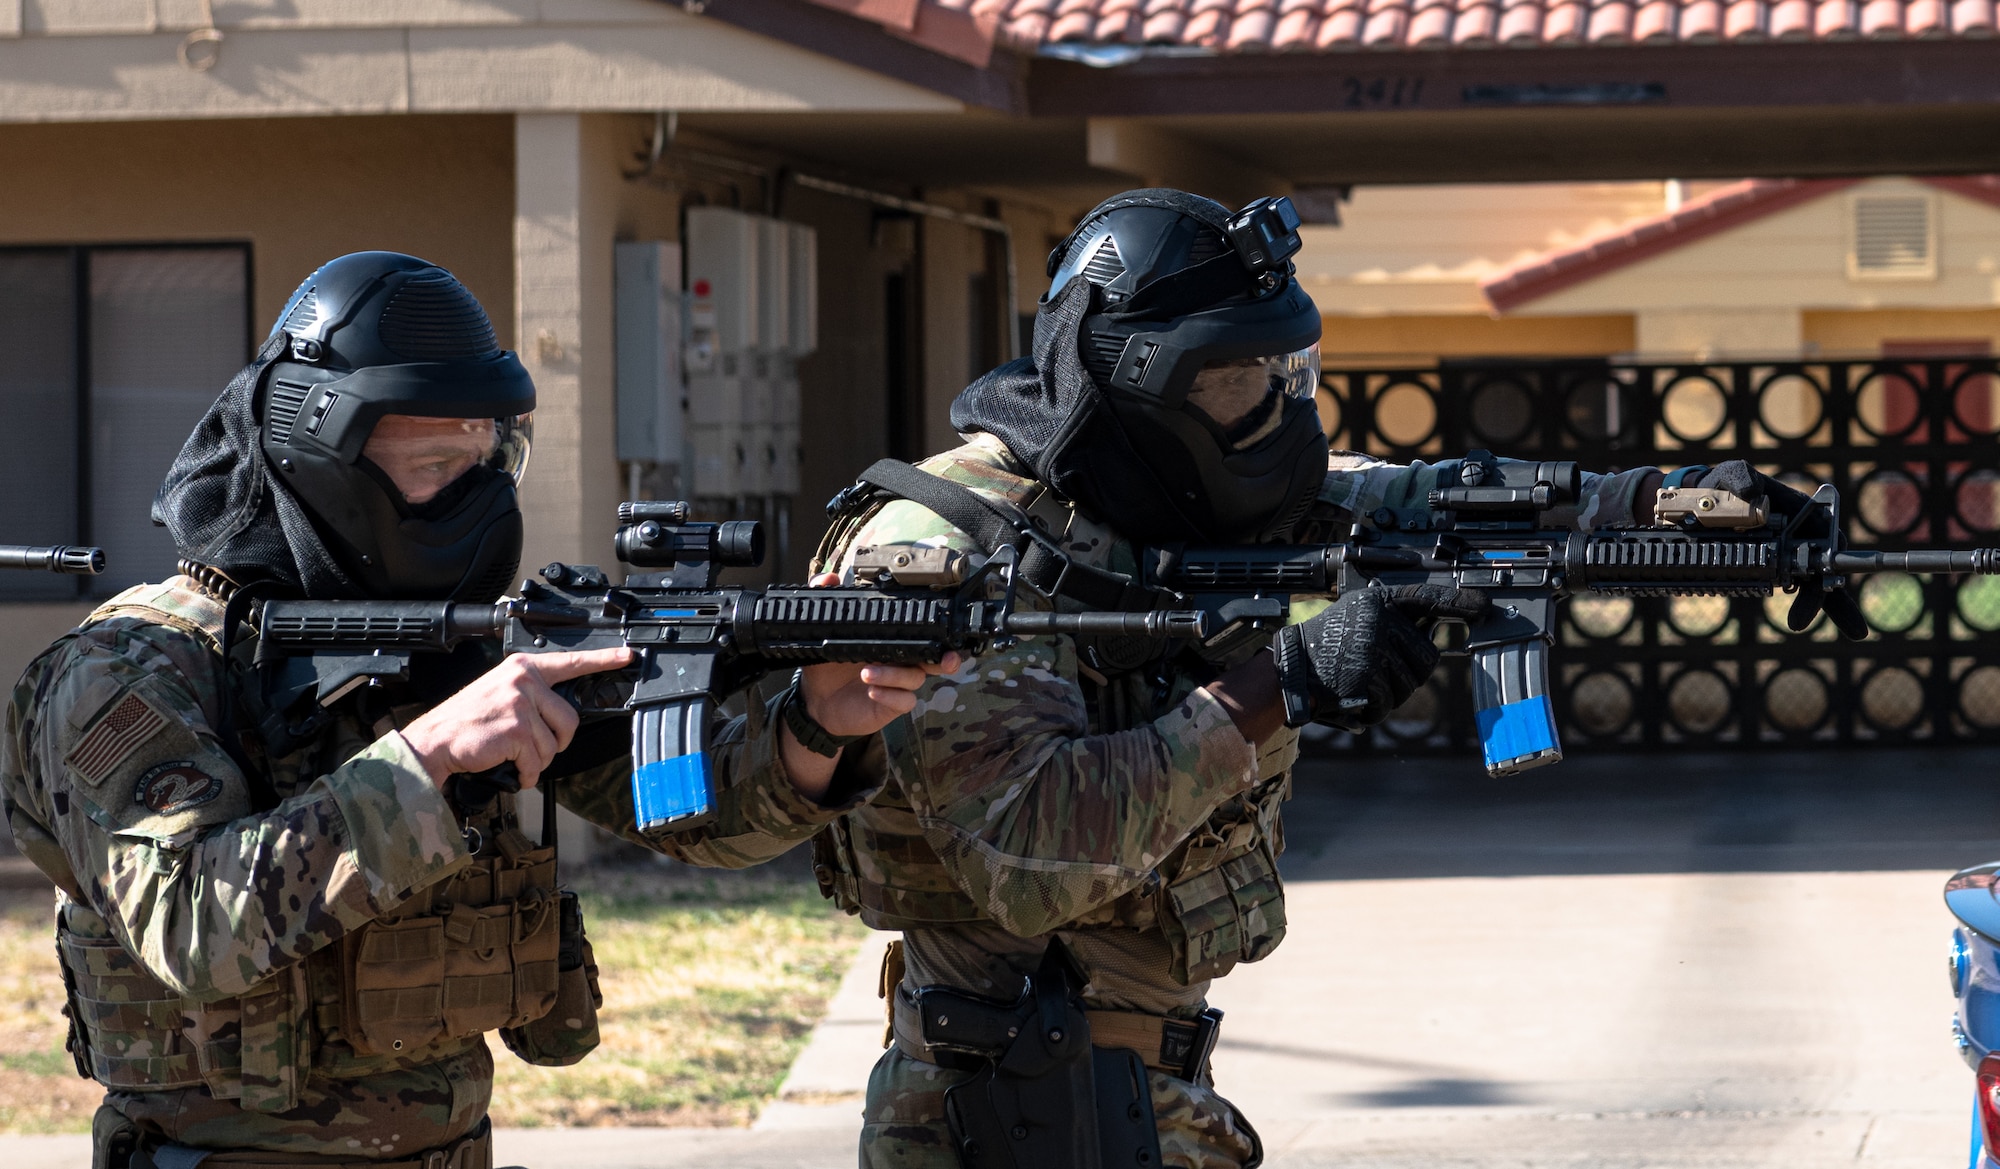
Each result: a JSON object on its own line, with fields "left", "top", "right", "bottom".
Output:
{"left": 0, "top": 866, "right": 868, "bottom": 1133}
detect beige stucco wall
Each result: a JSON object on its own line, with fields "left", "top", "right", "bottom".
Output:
{"left": 0, "top": 1, "right": 960, "bottom": 122}
{"left": 1319, "top": 312, "right": 1636, "bottom": 362}
{"left": 0, "top": 114, "right": 516, "bottom": 340}
{"left": 513, "top": 111, "right": 694, "bottom": 585}
{"left": 1521, "top": 178, "right": 2000, "bottom": 319}
{"left": 1298, "top": 181, "right": 1678, "bottom": 316}
{"left": 1804, "top": 308, "right": 2000, "bottom": 355}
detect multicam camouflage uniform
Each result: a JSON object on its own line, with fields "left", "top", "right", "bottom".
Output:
{"left": 0, "top": 575, "right": 855, "bottom": 1164}
{"left": 811, "top": 435, "right": 1655, "bottom": 1169}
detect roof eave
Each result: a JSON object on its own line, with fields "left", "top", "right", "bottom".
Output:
{"left": 698, "top": 0, "right": 1029, "bottom": 113}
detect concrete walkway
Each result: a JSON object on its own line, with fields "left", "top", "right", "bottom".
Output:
{"left": 3, "top": 746, "right": 1992, "bottom": 1167}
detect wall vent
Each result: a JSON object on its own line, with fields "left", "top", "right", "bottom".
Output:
{"left": 1849, "top": 194, "right": 1936, "bottom": 280}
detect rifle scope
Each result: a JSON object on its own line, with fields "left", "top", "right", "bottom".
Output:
{"left": 614, "top": 501, "right": 764, "bottom": 570}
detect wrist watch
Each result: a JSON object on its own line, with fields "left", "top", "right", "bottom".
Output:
{"left": 780, "top": 673, "right": 868, "bottom": 758}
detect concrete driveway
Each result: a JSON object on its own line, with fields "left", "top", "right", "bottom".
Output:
{"left": 4, "top": 745, "right": 1991, "bottom": 1168}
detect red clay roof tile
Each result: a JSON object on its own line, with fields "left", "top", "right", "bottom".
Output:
{"left": 1953, "top": 0, "right": 1995, "bottom": 30}
{"left": 950, "top": 0, "right": 1989, "bottom": 50}
{"left": 1723, "top": 0, "right": 1765, "bottom": 38}
{"left": 811, "top": 0, "right": 1993, "bottom": 56}
{"left": 1860, "top": 0, "right": 1903, "bottom": 34}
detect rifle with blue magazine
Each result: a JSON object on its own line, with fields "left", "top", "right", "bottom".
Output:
{"left": 1144, "top": 450, "right": 2000, "bottom": 777}
{"left": 253, "top": 502, "right": 1207, "bottom": 833}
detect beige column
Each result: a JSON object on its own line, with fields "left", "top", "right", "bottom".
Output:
{"left": 514, "top": 111, "right": 620, "bottom": 580}
{"left": 513, "top": 111, "right": 625, "bottom": 863}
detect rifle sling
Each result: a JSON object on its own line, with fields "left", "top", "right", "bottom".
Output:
{"left": 852, "top": 459, "right": 1164, "bottom": 614}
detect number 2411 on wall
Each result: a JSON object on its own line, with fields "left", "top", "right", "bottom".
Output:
{"left": 1341, "top": 77, "right": 1425, "bottom": 108}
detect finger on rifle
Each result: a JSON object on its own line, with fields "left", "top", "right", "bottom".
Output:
{"left": 513, "top": 708, "right": 561, "bottom": 786}
{"left": 809, "top": 572, "right": 840, "bottom": 587}
{"left": 926, "top": 651, "right": 964, "bottom": 676}
{"left": 1823, "top": 585, "right": 1871, "bottom": 641}
{"left": 858, "top": 663, "right": 934, "bottom": 692}
{"left": 1785, "top": 582, "right": 1824, "bottom": 633}
{"left": 1388, "top": 583, "right": 1490, "bottom": 623}
{"left": 865, "top": 686, "right": 919, "bottom": 716}
{"left": 518, "top": 647, "right": 637, "bottom": 684}
{"left": 526, "top": 681, "right": 582, "bottom": 749}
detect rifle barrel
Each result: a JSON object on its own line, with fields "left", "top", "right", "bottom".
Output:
{"left": 1831, "top": 549, "right": 2000, "bottom": 575}
{"left": 0, "top": 545, "right": 103, "bottom": 574}
{"left": 1006, "top": 610, "right": 1210, "bottom": 639}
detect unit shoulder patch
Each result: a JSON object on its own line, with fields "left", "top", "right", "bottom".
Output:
{"left": 133, "top": 761, "right": 223, "bottom": 816}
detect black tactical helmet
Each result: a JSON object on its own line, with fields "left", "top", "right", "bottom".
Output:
{"left": 258, "top": 252, "right": 533, "bottom": 602}
{"left": 1037, "top": 189, "right": 1326, "bottom": 544}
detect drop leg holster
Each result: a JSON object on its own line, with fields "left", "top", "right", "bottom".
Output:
{"left": 917, "top": 941, "right": 1163, "bottom": 1169}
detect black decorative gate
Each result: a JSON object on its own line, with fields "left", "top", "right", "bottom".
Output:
{"left": 1314, "top": 355, "right": 2000, "bottom": 756}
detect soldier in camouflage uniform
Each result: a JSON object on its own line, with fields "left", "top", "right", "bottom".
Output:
{"left": 0, "top": 252, "right": 944, "bottom": 1168}
{"left": 805, "top": 191, "right": 1815, "bottom": 1169}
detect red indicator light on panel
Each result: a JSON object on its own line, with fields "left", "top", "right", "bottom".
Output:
{"left": 693, "top": 279, "right": 712, "bottom": 297}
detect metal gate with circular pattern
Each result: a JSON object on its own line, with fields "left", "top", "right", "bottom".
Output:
{"left": 1315, "top": 355, "right": 2000, "bottom": 756}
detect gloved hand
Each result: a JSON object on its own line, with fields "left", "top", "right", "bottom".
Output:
{"left": 1273, "top": 584, "right": 1490, "bottom": 731}
{"left": 1695, "top": 460, "right": 1869, "bottom": 640}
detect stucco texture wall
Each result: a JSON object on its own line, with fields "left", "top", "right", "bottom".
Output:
{"left": 0, "top": 113, "right": 516, "bottom": 684}
{"left": 0, "top": 114, "right": 516, "bottom": 339}
{"left": 1319, "top": 313, "right": 1636, "bottom": 362}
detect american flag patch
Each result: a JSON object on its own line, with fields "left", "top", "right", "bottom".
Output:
{"left": 65, "top": 691, "right": 169, "bottom": 786}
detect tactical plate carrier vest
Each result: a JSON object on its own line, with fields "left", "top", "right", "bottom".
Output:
{"left": 809, "top": 442, "right": 1292, "bottom": 986}
{"left": 45, "top": 579, "right": 585, "bottom": 1113}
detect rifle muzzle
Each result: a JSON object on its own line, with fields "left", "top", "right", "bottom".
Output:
{"left": 0, "top": 545, "right": 104, "bottom": 574}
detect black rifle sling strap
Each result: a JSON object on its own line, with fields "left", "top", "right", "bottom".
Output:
{"left": 851, "top": 459, "right": 1164, "bottom": 614}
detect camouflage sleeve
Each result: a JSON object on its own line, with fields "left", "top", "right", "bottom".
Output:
{"left": 834, "top": 500, "right": 1259, "bottom": 938}
{"left": 556, "top": 689, "right": 879, "bottom": 868}
{"left": 886, "top": 645, "right": 1257, "bottom": 938}
{"left": 1319, "top": 452, "right": 1658, "bottom": 529}
{"left": 10, "top": 628, "right": 468, "bottom": 1001}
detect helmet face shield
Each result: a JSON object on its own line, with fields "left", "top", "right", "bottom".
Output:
{"left": 254, "top": 252, "right": 535, "bottom": 600}
{"left": 1268, "top": 343, "right": 1322, "bottom": 402}
{"left": 360, "top": 411, "right": 531, "bottom": 507}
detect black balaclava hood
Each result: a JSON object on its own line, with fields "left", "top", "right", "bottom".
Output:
{"left": 155, "top": 333, "right": 367, "bottom": 597}
{"left": 952, "top": 189, "right": 1327, "bottom": 546}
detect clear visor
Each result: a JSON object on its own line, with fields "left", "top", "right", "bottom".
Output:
{"left": 361, "top": 412, "right": 532, "bottom": 506}
{"left": 1185, "top": 344, "right": 1322, "bottom": 432}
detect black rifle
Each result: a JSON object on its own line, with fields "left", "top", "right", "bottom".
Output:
{"left": 255, "top": 503, "right": 1206, "bottom": 832}
{"left": 1143, "top": 451, "right": 2000, "bottom": 777}
{"left": 0, "top": 546, "right": 103, "bottom": 574}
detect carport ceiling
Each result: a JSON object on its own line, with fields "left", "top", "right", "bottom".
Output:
{"left": 683, "top": 101, "right": 2000, "bottom": 190}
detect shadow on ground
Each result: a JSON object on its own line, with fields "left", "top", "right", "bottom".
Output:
{"left": 1282, "top": 744, "right": 2000, "bottom": 880}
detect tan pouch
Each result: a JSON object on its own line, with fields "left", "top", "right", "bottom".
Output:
{"left": 343, "top": 915, "right": 445, "bottom": 1056}
{"left": 499, "top": 890, "right": 600, "bottom": 1067}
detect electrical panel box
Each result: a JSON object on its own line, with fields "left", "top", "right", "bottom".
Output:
{"left": 787, "top": 223, "right": 818, "bottom": 358}
{"left": 755, "top": 217, "right": 789, "bottom": 356}
{"left": 681, "top": 207, "right": 817, "bottom": 499}
{"left": 684, "top": 208, "right": 760, "bottom": 353}
{"left": 613, "top": 241, "right": 685, "bottom": 467}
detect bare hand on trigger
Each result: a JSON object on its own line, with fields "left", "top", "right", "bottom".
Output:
{"left": 401, "top": 647, "right": 637, "bottom": 790}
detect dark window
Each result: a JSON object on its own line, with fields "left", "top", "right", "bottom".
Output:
{"left": 0, "top": 245, "right": 250, "bottom": 600}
